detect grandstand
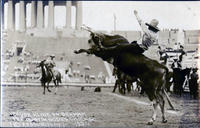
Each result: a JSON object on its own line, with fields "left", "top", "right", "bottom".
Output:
{"left": 184, "top": 30, "right": 200, "bottom": 50}
{"left": 2, "top": 31, "right": 110, "bottom": 84}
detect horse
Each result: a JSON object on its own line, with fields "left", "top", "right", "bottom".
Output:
{"left": 37, "top": 60, "right": 62, "bottom": 95}
{"left": 112, "top": 67, "right": 138, "bottom": 94}
{"left": 74, "top": 26, "right": 175, "bottom": 125}
{"left": 112, "top": 67, "right": 126, "bottom": 94}
{"left": 172, "top": 67, "right": 191, "bottom": 96}
{"left": 189, "top": 68, "right": 199, "bottom": 99}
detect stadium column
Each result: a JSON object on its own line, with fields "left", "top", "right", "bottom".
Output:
{"left": 48, "top": 1, "right": 54, "bottom": 29}
{"left": 37, "top": 0, "right": 44, "bottom": 29}
{"left": 31, "top": 1, "right": 36, "bottom": 28}
{"left": 75, "top": 1, "right": 82, "bottom": 30}
{"left": 7, "top": 0, "right": 15, "bottom": 31}
{"left": 19, "top": 0, "right": 26, "bottom": 32}
{"left": 2, "top": 1, "right": 5, "bottom": 30}
{"left": 66, "top": 1, "right": 72, "bottom": 28}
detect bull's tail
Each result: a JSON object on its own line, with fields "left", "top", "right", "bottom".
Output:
{"left": 163, "top": 68, "right": 175, "bottom": 110}
{"left": 163, "top": 89, "right": 175, "bottom": 110}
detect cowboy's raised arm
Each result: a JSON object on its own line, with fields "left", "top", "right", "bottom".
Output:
{"left": 134, "top": 10, "right": 151, "bottom": 36}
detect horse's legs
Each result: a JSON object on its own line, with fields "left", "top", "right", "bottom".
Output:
{"left": 127, "top": 82, "right": 132, "bottom": 93}
{"left": 43, "top": 83, "right": 46, "bottom": 95}
{"left": 54, "top": 80, "right": 58, "bottom": 95}
{"left": 126, "top": 82, "right": 130, "bottom": 93}
{"left": 112, "top": 80, "right": 118, "bottom": 93}
{"left": 47, "top": 82, "right": 51, "bottom": 92}
{"left": 122, "top": 83, "right": 126, "bottom": 95}
{"left": 136, "top": 85, "right": 140, "bottom": 92}
{"left": 117, "top": 80, "right": 123, "bottom": 94}
{"left": 179, "top": 83, "right": 183, "bottom": 96}
{"left": 120, "top": 80, "right": 126, "bottom": 95}
{"left": 147, "top": 99, "right": 159, "bottom": 125}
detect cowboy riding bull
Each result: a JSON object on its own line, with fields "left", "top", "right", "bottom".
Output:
{"left": 74, "top": 10, "right": 174, "bottom": 125}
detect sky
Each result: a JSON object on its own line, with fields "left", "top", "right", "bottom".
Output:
{"left": 3, "top": 1, "right": 200, "bottom": 31}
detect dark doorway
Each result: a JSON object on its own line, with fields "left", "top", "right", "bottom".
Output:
{"left": 16, "top": 47, "right": 23, "bottom": 56}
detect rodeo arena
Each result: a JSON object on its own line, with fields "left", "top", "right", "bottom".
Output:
{"left": 1, "top": 1, "right": 200, "bottom": 127}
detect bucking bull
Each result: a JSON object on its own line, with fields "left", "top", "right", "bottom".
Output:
{"left": 74, "top": 25, "right": 175, "bottom": 125}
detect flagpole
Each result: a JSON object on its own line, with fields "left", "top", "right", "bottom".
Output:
{"left": 113, "top": 13, "right": 116, "bottom": 32}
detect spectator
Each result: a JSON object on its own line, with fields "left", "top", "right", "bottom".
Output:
{"left": 178, "top": 45, "right": 186, "bottom": 62}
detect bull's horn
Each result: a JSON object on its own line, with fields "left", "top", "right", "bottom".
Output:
{"left": 81, "top": 26, "right": 92, "bottom": 32}
{"left": 82, "top": 24, "right": 92, "bottom": 30}
{"left": 81, "top": 25, "right": 94, "bottom": 33}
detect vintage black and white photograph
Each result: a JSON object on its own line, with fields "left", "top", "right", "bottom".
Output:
{"left": 1, "top": 0, "right": 200, "bottom": 127}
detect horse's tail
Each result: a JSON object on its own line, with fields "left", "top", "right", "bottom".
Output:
{"left": 58, "top": 72, "right": 62, "bottom": 83}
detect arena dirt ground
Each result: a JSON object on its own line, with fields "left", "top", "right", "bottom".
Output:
{"left": 1, "top": 86, "right": 200, "bottom": 127}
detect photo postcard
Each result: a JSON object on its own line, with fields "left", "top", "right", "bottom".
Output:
{"left": 1, "top": 0, "right": 200, "bottom": 127}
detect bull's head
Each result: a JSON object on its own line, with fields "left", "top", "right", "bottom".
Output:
{"left": 81, "top": 25, "right": 104, "bottom": 48}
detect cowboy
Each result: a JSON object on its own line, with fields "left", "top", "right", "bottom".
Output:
{"left": 158, "top": 46, "right": 163, "bottom": 59}
{"left": 178, "top": 45, "right": 186, "bottom": 62}
{"left": 158, "top": 46, "right": 168, "bottom": 65}
{"left": 45, "top": 55, "right": 56, "bottom": 80}
{"left": 173, "top": 43, "right": 178, "bottom": 51}
{"left": 133, "top": 10, "right": 159, "bottom": 53}
{"left": 101, "top": 10, "right": 159, "bottom": 54}
{"left": 158, "top": 46, "right": 165, "bottom": 59}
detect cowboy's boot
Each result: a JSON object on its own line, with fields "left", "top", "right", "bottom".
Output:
{"left": 52, "top": 75, "right": 56, "bottom": 81}
{"left": 50, "top": 70, "right": 56, "bottom": 81}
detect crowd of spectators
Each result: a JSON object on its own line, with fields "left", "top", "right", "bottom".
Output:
{"left": 2, "top": 50, "right": 107, "bottom": 84}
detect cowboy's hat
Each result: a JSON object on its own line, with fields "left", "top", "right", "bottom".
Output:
{"left": 145, "top": 19, "right": 160, "bottom": 31}
{"left": 49, "top": 54, "right": 55, "bottom": 58}
{"left": 173, "top": 58, "right": 178, "bottom": 61}
{"left": 180, "top": 45, "right": 184, "bottom": 48}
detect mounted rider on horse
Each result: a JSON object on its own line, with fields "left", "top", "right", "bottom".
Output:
{"left": 38, "top": 55, "right": 62, "bottom": 95}
{"left": 44, "top": 55, "right": 56, "bottom": 81}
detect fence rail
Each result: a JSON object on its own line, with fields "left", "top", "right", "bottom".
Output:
{"left": 1, "top": 82, "right": 115, "bottom": 88}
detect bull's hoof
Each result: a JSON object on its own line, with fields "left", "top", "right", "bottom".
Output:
{"left": 48, "top": 89, "right": 51, "bottom": 92}
{"left": 43, "top": 92, "right": 45, "bottom": 95}
{"left": 147, "top": 121, "right": 153, "bottom": 125}
{"left": 168, "top": 108, "right": 175, "bottom": 111}
{"left": 162, "top": 119, "right": 167, "bottom": 123}
{"left": 74, "top": 50, "right": 79, "bottom": 54}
